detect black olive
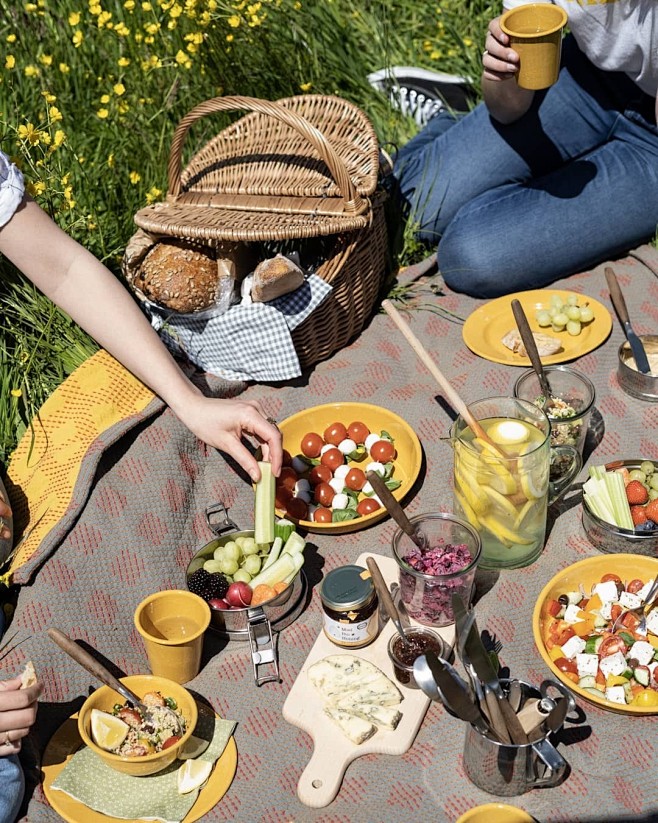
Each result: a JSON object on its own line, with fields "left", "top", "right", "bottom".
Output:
{"left": 558, "top": 594, "right": 569, "bottom": 606}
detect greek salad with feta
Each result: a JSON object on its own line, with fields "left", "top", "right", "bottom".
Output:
{"left": 540, "top": 572, "right": 658, "bottom": 708}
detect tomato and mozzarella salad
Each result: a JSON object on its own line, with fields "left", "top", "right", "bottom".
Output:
{"left": 277, "top": 419, "right": 400, "bottom": 524}
{"left": 540, "top": 572, "right": 658, "bottom": 707}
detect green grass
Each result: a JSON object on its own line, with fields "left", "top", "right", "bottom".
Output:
{"left": 0, "top": 0, "right": 493, "bottom": 464}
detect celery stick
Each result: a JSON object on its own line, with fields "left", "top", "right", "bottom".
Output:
{"left": 282, "top": 552, "right": 305, "bottom": 585}
{"left": 249, "top": 552, "right": 297, "bottom": 589}
{"left": 584, "top": 464, "right": 633, "bottom": 529}
{"left": 605, "top": 470, "right": 633, "bottom": 530}
{"left": 261, "top": 537, "right": 282, "bottom": 571}
{"left": 254, "top": 461, "right": 275, "bottom": 545}
{"left": 282, "top": 531, "right": 306, "bottom": 556}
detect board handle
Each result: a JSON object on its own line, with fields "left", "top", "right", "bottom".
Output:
{"left": 296, "top": 745, "right": 355, "bottom": 808}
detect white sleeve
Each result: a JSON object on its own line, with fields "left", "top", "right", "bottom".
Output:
{"left": 0, "top": 151, "right": 25, "bottom": 228}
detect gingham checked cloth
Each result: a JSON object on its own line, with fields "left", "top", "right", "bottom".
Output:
{"left": 146, "top": 274, "right": 332, "bottom": 381}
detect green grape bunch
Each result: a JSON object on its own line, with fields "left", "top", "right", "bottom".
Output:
{"left": 535, "top": 293, "right": 595, "bottom": 336}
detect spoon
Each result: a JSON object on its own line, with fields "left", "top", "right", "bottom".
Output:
{"left": 48, "top": 627, "right": 184, "bottom": 735}
{"left": 511, "top": 298, "right": 553, "bottom": 408}
{"left": 365, "top": 556, "right": 411, "bottom": 648}
{"left": 605, "top": 266, "right": 651, "bottom": 374}
{"left": 365, "top": 469, "right": 428, "bottom": 550}
{"left": 381, "top": 299, "right": 509, "bottom": 458}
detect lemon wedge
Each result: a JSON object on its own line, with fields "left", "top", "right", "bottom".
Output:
{"left": 90, "top": 709, "right": 129, "bottom": 751}
{"left": 177, "top": 758, "right": 213, "bottom": 794}
{"left": 179, "top": 735, "right": 210, "bottom": 760}
{"left": 454, "top": 489, "right": 481, "bottom": 529}
{"left": 481, "top": 485, "right": 519, "bottom": 520}
{"left": 455, "top": 468, "right": 489, "bottom": 515}
{"left": 481, "top": 515, "right": 534, "bottom": 546}
{"left": 519, "top": 466, "right": 548, "bottom": 500}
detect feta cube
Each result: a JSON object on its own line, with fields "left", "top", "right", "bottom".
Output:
{"left": 593, "top": 580, "right": 620, "bottom": 603}
{"left": 599, "top": 650, "right": 628, "bottom": 678}
{"left": 604, "top": 685, "right": 627, "bottom": 705}
{"left": 599, "top": 600, "right": 613, "bottom": 620}
{"left": 619, "top": 591, "right": 643, "bottom": 610}
{"left": 561, "top": 635, "right": 586, "bottom": 659}
{"left": 576, "top": 653, "right": 599, "bottom": 678}
{"left": 637, "top": 578, "right": 655, "bottom": 602}
{"left": 629, "top": 641, "right": 655, "bottom": 667}
{"left": 643, "top": 607, "right": 658, "bottom": 635}
{"left": 563, "top": 604, "right": 584, "bottom": 624}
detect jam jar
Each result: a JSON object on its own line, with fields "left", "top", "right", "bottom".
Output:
{"left": 386, "top": 626, "right": 447, "bottom": 688}
{"left": 320, "top": 564, "right": 379, "bottom": 649}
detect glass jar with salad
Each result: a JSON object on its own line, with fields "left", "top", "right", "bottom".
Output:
{"left": 540, "top": 571, "right": 658, "bottom": 709}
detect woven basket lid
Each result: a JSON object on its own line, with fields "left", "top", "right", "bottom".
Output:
{"left": 134, "top": 94, "right": 382, "bottom": 243}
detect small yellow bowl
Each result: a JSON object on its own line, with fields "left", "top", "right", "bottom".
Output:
{"left": 456, "top": 804, "right": 535, "bottom": 823}
{"left": 78, "top": 674, "right": 197, "bottom": 776}
{"left": 533, "top": 554, "right": 658, "bottom": 715}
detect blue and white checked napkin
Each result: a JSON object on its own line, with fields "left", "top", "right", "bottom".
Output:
{"left": 146, "top": 274, "right": 332, "bottom": 382}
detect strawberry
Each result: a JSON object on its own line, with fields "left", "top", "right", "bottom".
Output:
{"left": 626, "top": 480, "right": 649, "bottom": 505}
{"left": 631, "top": 505, "right": 648, "bottom": 526}
{"left": 644, "top": 498, "right": 658, "bottom": 523}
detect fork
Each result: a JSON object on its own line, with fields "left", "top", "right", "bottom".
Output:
{"left": 611, "top": 577, "right": 658, "bottom": 635}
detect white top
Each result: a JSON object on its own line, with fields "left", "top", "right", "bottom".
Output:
{"left": 0, "top": 150, "right": 24, "bottom": 228}
{"left": 502, "top": 0, "right": 658, "bottom": 98}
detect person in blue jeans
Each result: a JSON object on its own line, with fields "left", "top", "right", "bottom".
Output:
{"left": 394, "top": 0, "right": 658, "bottom": 298}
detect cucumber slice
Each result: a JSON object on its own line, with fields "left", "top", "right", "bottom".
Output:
{"left": 578, "top": 675, "right": 597, "bottom": 689}
{"left": 274, "top": 518, "right": 295, "bottom": 543}
{"left": 254, "top": 461, "right": 275, "bottom": 545}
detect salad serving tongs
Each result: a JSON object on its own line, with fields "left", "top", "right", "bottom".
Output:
{"left": 48, "top": 627, "right": 184, "bottom": 736}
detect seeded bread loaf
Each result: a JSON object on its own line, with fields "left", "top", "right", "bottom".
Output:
{"left": 135, "top": 240, "right": 220, "bottom": 313}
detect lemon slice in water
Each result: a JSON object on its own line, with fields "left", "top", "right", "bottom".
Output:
{"left": 90, "top": 709, "right": 129, "bottom": 751}
{"left": 487, "top": 420, "right": 529, "bottom": 446}
{"left": 177, "top": 758, "right": 213, "bottom": 794}
{"left": 481, "top": 485, "right": 519, "bottom": 520}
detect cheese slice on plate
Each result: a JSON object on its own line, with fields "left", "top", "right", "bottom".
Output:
{"left": 334, "top": 700, "right": 402, "bottom": 731}
{"left": 323, "top": 705, "right": 377, "bottom": 745}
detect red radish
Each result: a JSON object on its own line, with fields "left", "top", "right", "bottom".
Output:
{"left": 209, "top": 598, "right": 231, "bottom": 610}
{"left": 226, "top": 582, "right": 252, "bottom": 608}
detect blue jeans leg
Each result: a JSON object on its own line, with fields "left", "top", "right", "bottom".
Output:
{"left": 395, "top": 36, "right": 658, "bottom": 297}
{"left": 0, "top": 755, "right": 25, "bottom": 823}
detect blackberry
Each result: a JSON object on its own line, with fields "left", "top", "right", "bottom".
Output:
{"left": 206, "top": 573, "right": 230, "bottom": 600}
{"left": 188, "top": 568, "right": 211, "bottom": 597}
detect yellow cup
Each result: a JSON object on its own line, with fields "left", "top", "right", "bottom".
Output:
{"left": 134, "top": 590, "right": 211, "bottom": 684}
{"left": 456, "top": 804, "right": 535, "bottom": 823}
{"left": 500, "top": 3, "right": 567, "bottom": 90}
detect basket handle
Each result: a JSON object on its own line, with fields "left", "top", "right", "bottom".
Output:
{"left": 166, "top": 96, "right": 367, "bottom": 214}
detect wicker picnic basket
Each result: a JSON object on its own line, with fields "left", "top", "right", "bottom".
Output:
{"left": 129, "top": 94, "right": 388, "bottom": 371}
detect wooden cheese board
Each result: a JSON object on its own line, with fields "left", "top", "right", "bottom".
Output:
{"left": 282, "top": 552, "right": 456, "bottom": 808}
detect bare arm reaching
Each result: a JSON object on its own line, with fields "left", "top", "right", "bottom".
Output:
{"left": 0, "top": 196, "right": 282, "bottom": 482}
{"left": 482, "top": 16, "right": 535, "bottom": 124}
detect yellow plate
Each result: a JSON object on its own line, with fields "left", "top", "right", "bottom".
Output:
{"left": 277, "top": 401, "right": 422, "bottom": 534}
{"left": 532, "top": 554, "right": 658, "bottom": 715}
{"left": 456, "top": 803, "right": 535, "bottom": 823}
{"left": 42, "top": 704, "right": 237, "bottom": 822}
{"left": 462, "top": 289, "right": 612, "bottom": 366}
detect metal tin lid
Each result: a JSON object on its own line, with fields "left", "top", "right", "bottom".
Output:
{"left": 320, "top": 565, "right": 374, "bottom": 611}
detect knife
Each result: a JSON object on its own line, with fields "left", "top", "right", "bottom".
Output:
{"left": 605, "top": 266, "right": 650, "bottom": 374}
{"left": 420, "top": 652, "right": 492, "bottom": 737}
{"left": 462, "top": 621, "right": 530, "bottom": 746}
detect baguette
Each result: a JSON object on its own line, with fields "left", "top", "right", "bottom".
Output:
{"left": 20, "top": 661, "right": 37, "bottom": 689}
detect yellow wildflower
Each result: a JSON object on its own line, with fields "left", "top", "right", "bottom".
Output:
{"left": 142, "top": 1, "right": 152, "bottom": 9}
{"left": 107, "top": 153, "right": 115, "bottom": 167}
{"left": 299, "top": 82, "right": 312, "bottom": 92}
{"left": 115, "top": 23, "right": 130, "bottom": 36}
{"left": 129, "top": 171, "right": 141, "bottom": 184}
{"left": 170, "top": 3, "right": 182, "bottom": 17}
{"left": 226, "top": 33, "right": 233, "bottom": 42}
{"left": 145, "top": 22, "right": 159, "bottom": 34}
{"left": 89, "top": 3, "right": 101, "bottom": 14}
{"left": 39, "top": 54, "right": 53, "bottom": 66}
{"left": 145, "top": 186, "right": 162, "bottom": 204}
{"left": 463, "top": 37, "right": 473, "bottom": 47}
{"left": 25, "top": 3, "right": 38, "bottom": 11}
{"left": 100, "top": 94, "right": 110, "bottom": 104}
{"left": 59, "top": 63, "right": 70, "bottom": 73}
{"left": 113, "top": 82, "right": 126, "bottom": 96}
{"left": 17, "top": 124, "right": 40, "bottom": 145}
{"left": 73, "top": 30, "right": 83, "bottom": 47}
{"left": 5, "top": 56, "right": 15, "bottom": 70}
{"left": 49, "top": 106, "right": 63, "bottom": 122}
{"left": 68, "top": 11, "right": 81, "bottom": 25}
{"left": 24, "top": 65, "right": 40, "bottom": 78}
{"left": 97, "top": 108, "right": 109, "bottom": 118}
{"left": 61, "top": 173, "right": 71, "bottom": 185}
{"left": 118, "top": 57, "right": 130, "bottom": 67}
{"left": 10, "top": 389, "right": 22, "bottom": 398}
{"left": 42, "top": 90, "right": 56, "bottom": 102}
{"left": 98, "top": 11, "right": 112, "bottom": 27}
{"left": 6, "top": 34, "right": 16, "bottom": 43}
{"left": 124, "top": 0, "right": 135, "bottom": 9}
{"left": 87, "top": 219, "right": 97, "bottom": 230}
{"left": 227, "top": 14, "right": 240, "bottom": 27}
{"left": 53, "top": 129, "right": 66, "bottom": 147}
{"left": 27, "top": 180, "right": 46, "bottom": 197}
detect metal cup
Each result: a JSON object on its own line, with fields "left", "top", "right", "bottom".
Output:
{"left": 463, "top": 679, "right": 569, "bottom": 796}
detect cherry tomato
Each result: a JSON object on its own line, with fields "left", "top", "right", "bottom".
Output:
{"left": 542, "top": 599, "right": 562, "bottom": 618}
{"left": 554, "top": 657, "right": 578, "bottom": 675}
{"left": 632, "top": 688, "right": 658, "bottom": 708}
{"left": 601, "top": 573, "right": 622, "bottom": 584}
{"left": 286, "top": 496, "right": 309, "bottom": 521}
{"left": 599, "top": 635, "right": 627, "bottom": 657}
{"left": 313, "top": 507, "right": 333, "bottom": 523}
{"left": 162, "top": 735, "right": 181, "bottom": 750}
{"left": 323, "top": 422, "right": 348, "bottom": 446}
{"left": 347, "top": 421, "right": 369, "bottom": 444}
{"left": 321, "top": 447, "right": 344, "bottom": 471}
{"left": 314, "top": 482, "right": 335, "bottom": 507}
{"left": 610, "top": 604, "right": 623, "bottom": 622}
{"left": 357, "top": 497, "right": 381, "bottom": 516}
{"left": 627, "top": 578, "right": 645, "bottom": 594}
{"left": 345, "top": 467, "right": 366, "bottom": 492}
{"left": 309, "top": 464, "right": 333, "bottom": 485}
{"left": 369, "top": 439, "right": 396, "bottom": 463}
{"left": 275, "top": 485, "right": 293, "bottom": 510}
{"left": 620, "top": 611, "right": 641, "bottom": 631}
{"left": 117, "top": 707, "right": 141, "bottom": 726}
{"left": 279, "top": 466, "right": 298, "bottom": 491}
{"left": 281, "top": 449, "right": 293, "bottom": 467}
{"left": 301, "top": 432, "right": 324, "bottom": 458}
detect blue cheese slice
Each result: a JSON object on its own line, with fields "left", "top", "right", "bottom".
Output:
{"left": 332, "top": 698, "right": 402, "bottom": 731}
{"left": 308, "top": 655, "right": 402, "bottom": 705}
{"left": 323, "top": 705, "right": 377, "bottom": 745}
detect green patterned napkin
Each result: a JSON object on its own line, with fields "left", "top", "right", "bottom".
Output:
{"left": 51, "top": 711, "right": 236, "bottom": 823}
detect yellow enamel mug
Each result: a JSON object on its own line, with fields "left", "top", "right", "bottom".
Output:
{"left": 500, "top": 3, "right": 568, "bottom": 90}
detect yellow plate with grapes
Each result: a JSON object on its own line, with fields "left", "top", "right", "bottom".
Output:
{"left": 463, "top": 289, "right": 612, "bottom": 366}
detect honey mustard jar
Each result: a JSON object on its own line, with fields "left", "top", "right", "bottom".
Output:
{"left": 320, "top": 564, "right": 379, "bottom": 649}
